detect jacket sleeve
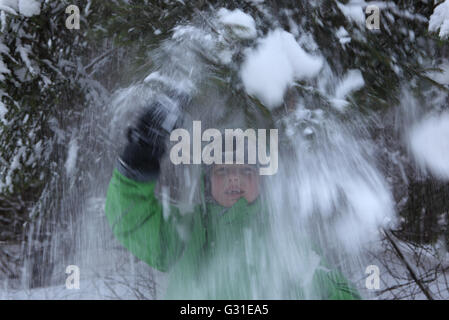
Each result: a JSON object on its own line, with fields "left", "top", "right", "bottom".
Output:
{"left": 310, "top": 244, "right": 361, "bottom": 300}
{"left": 105, "top": 168, "right": 186, "bottom": 272}
{"left": 314, "top": 267, "right": 362, "bottom": 300}
{"left": 326, "top": 270, "right": 362, "bottom": 300}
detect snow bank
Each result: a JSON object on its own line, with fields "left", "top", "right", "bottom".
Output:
{"left": 218, "top": 8, "right": 257, "bottom": 39}
{"left": 429, "top": 0, "right": 449, "bottom": 39}
{"left": 240, "top": 29, "right": 323, "bottom": 109}
{"left": 409, "top": 112, "right": 449, "bottom": 180}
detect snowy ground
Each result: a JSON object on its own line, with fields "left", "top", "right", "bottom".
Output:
{"left": 0, "top": 254, "right": 168, "bottom": 300}
{"left": 0, "top": 272, "right": 168, "bottom": 300}
{"left": 1, "top": 237, "right": 448, "bottom": 299}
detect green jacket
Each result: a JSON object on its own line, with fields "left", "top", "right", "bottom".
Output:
{"left": 105, "top": 168, "right": 361, "bottom": 299}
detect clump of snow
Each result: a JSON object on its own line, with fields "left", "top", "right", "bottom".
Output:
{"left": 334, "top": 69, "right": 365, "bottom": 98}
{"left": 0, "top": 100, "right": 6, "bottom": 123}
{"left": 0, "top": 42, "right": 9, "bottom": 55}
{"left": 240, "top": 29, "right": 323, "bottom": 109}
{"left": 17, "top": 44, "right": 36, "bottom": 75}
{"left": 426, "top": 62, "right": 449, "bottom": 86}
{"left": 144, "top": 71, "right": 163, "bottom": 83}
{"left": 143, "top": 68, "right": 194, "bottom": 94}
{"left": 409, "top": 112, "right": 449, "bottom": 180}
{"left": 429, "top": 0, "right": 449, "bottom": 39}
{"left": 329, "top": 69, "right": 365, "bottom": 111}
{"left": 18, "top": 0, "right": 40, "bottom": 17}
{"left": 218, "top": 8, "right": 257, "bottom": 39}
{"left": 0, "top": 0, "right": 41, "bottom": 16}
{"left": 0, "top": 58, "right": 10, "bottom": 81}
{"left": 297, "top": 32, "right": 319, "bottom": 52}
{"left": 217, "top": 49, "right": 233, "bottom": 65}
{"left": 0, "top": 0, "right": 18, "bottom": 15}
{"left": 10, "top": 146, "right": 25, "bottom": 172}
{"left": 336, "top": 26, "right": 351, "bottom": 45}
{"left": 65, "top": 137, "right": 79, "bottom": 176}
{"left": 337, "top": 0, "right": 366, "bottom": 27}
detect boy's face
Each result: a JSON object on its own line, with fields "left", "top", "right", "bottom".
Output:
{"left": 210, "top": 164, "right": 260, "bottom": 208}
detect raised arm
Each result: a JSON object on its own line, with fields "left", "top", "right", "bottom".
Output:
{"left": 105, "top": 96, "right": 190, "bottom": 272}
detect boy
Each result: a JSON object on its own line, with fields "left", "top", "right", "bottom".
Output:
{"left": 105, "top": 101, "right": 361, "bottom": 299}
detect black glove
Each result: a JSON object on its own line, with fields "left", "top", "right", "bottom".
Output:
{"left": 117, "top": 94, "right": 188, "bottom": 182}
